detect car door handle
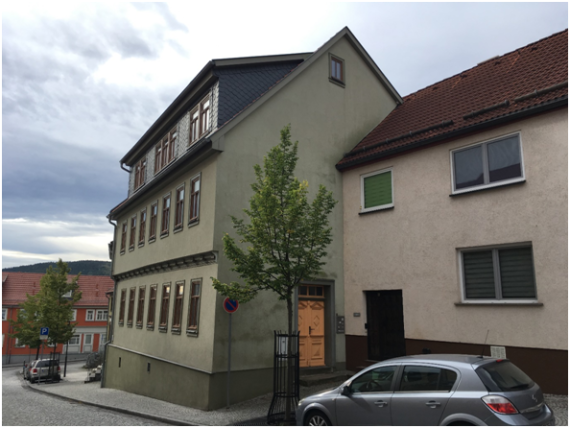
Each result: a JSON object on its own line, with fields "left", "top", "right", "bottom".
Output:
{"left": 374, "top": 400, "right": 388, "bottom": 408}
{"left": 425, "top": 401, "right": 441, "bottom": 408}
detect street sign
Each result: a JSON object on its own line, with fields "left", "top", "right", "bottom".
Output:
{"left": 223, "top": 298, "right": 239, "bottom": 314}
{"left": 40, "top": 327, "right": 49, "bottom": 340}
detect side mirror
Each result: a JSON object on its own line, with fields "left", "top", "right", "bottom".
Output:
{"left": 341, "top": 385, "right": 352, "bottom": 396}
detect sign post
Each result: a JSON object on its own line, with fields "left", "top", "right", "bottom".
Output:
{"left": 223, "top": 298, "right": 239, "bottom": 408}
{"left": 39, "top": 328, "right": 49, "bottom": 384}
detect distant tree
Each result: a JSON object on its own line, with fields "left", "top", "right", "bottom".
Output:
{"left": 10, "top": 259, "right": 82, "bottom": 357}
{"left": 212, "top": 125, "right": 336, "bottom": 422}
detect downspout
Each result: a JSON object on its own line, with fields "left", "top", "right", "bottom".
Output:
{"left": 101, "top": 215, "right": 118, "bottom": 388}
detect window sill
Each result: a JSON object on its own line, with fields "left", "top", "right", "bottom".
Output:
{"left": 127, "top": 323, "right": 133, "bottom": 328}
{"left": 118, "top": 322, "right": 124, "bottom": 327}
{"left": 450, "top": 179, "right": 526, "bottom": 197}
{"left": 186, "top": 330, "right": 198, "bottom": 337}
{"left": 120, "top": 251, "right": 125, "bottom": 256}
{"left": 149, "top": 237, "right": 156, "bottom": 244}
{"left": 359, "top": 205, "right": 395, "bottom": 216}
{"left": 129, "top": 247, "right": 135, "bottom": 252}
{"left": 138, "top": 242, "right": 145, "bottom": 248}
{"left": 146, "top": 325, "right": 155, "bottom": 331}
{"left": 160, "top": 232, "right": 169, "bottom": 239}
{"left": 136, "top": 324, "right": 143, "bottom": 329}
{"left": 171, "top": 328, "right": 181, "bottom": 335}
{"left": 188, "top": 218, "right": 199, "bottom": 228}
{"left": 329, "top": 77, "right": 345, "bottom": 88}
{"left": 455, "top": 301, "right": 543, "bottom": 307}
{"left": 158, "top": 326, "right": 168, "bottom": 333}
{"left": 173, "top": 225, "right": 183, "bottom": 234}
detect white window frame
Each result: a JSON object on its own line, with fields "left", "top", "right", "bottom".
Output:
{"left": 70, "top": 310, "right": 77, "bottom": 321}
{"left": 2, "top": 308, "right": 7, "bottom": 321}
{"left": 62, "top": 290, "right": 72, "bottom": 298}
{"left": 458, "top": 242, "right": 538, "bottom": 304}
{"left": 450, "top": 132, "right": 525, "bottom": 195}
{"left": 15, "top": 338, "right": 26, "bottom": 348}
{"left": 86, "top": 310, "right": 95, "bottom": 321}
{"left": 360, "top": 167, "right": 394, "bottom": 213}
{"left": 68, "top": 334, "right": 80, "bottom": 345}
{"left": 96, "top": 310, "right": 108, "bottom": 321}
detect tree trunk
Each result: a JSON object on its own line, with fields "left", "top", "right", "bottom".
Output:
{"left": 35, "top": 346, "right": 40, "bottom": 359}
{"left": 284, "top": 297, "right": 294, "bottom": 423}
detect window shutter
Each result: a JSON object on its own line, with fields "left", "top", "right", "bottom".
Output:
{"left": 463, "top": 251, "right": 495, "bottom": 298}
{"left": 498, "top": 247, "right": 536, "bottom": 298}
{"left": 364, "top": 171, "right": 392, "bottom": 208}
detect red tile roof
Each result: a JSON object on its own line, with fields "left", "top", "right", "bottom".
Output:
{"left": 337, "top": 29, "right": 568, "bottom": 170}
{"left": 1, "top": 272, "right": 114, "bottom": 307}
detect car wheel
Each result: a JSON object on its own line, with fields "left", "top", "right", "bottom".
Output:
{"left": 305, "top": 411, "right": 331, "bottom": 426}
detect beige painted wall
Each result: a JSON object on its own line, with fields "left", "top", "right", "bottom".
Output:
{"left": 342, "top": 109, "right": 568, "bottom": 350}
{"left": 210, "top": 36, "right": 399, "bottom": 372}
{"left": 113, "top": 154, "right": 218, "bottom": 275}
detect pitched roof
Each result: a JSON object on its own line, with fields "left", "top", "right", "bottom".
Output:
{"left": 337, "top": 29, "right": 568, "bottom": 170}
{"left": 1, "top": 272, "right": 114, "bottom": 307}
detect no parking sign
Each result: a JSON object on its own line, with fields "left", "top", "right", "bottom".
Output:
{"left": 223, "top": 298, "right": 239, "bottom": 314}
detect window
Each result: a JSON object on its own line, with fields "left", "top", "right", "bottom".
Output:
{"left": 68, "top": 335, "right": 80, "bottom": 345}
{"left": 187, "top": 279, "right": 201, "bottom": 333}
{"left": 62, "top": 290, "right": 72, "bottom": 298}
{"left": 15, "top": 338, "right": 26, "bottom": 348}
{"left": 190, "top": 108, "right": 199, "bottom": 144}
{"left": 127, "top": 288, "right": 136, "bottom": 326}
{"left": 452, "top": 134, "right": 524, "bottom": 193}
{"left": 96, "top": 310, "right": 108, "bottom": 321}
{"left": 161, "top": 194, "right": 171, "bottom": 236}
{"left": 159, "top": 284, "right": 171, "bottom": 331}
{"left": 172, "top": 282, "right": 185, "bottom": 331}
{"left": 119, "top": 289, "right": 126, "bottom": 325}
{"left": 100, "top": 333, "right": 107, "bottom": 345}
{"left": 330, "top": 55, "right": 345, "bottom": 84}
{"left": 149, "top": 202, "right": 158, "bottom": 241}
{"left": 399, "top": 366, "right": 458, "bottom": 392}
{"left": 298, "top": 285, "right": 324, "bottom": 298}
{"left": 2, "top": 308, "right": 7, "bottom": 321}
{"left": 70, "top": 309, "right": 77, "bottom": 322}
{"left": 147, "top": 285, "right": 157, "bottom": 329}
{"left": 200, "top": 98, "right": 211, "bottom": 136}
{"left": 129, "top": 215, "right": 136, "bottom": 250}
{"left": 361, "top": 168, "right": 393, "bottom": 212}
{"left": 134, "top": 158, "right": 147, "bottom": 190}
{"left": 139, "top": 208, "right": 147, "bottom": 245}
{"left": 174, "top": 184, "right": 185, "bottom": 230}
{"left": 460, "top": 244, "right": 537, "bottom": 301}
{"left": 350, "top": 366, "right": 396, "bottom": 393}
{"left": 136, "top": 287, "right": 145, "bottom": 327}
{"left": 86, "top": 310, "right": 95, "bottom": 321}
{"left": 189, "top": 95, "right": 211, "bottom": 146}
{"left": 120, "top": 222, "right": 127, "bottom": 253}
{"left": 189, "top": 175, "right": 201, "bottom": 223}
{"left": 155, "top": 128, "right": 177, "bottom": 173}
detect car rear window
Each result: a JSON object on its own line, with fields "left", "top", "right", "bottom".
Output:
{"left": 37, "top": 360, "right": 57, "bottom": 367}
{"left": 476, "top": 360, "right": 534, "bottom": 392}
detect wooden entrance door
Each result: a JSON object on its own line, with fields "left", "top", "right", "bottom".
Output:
{"left": 366, "top": 290, "right": 406, "bottom": 361}
{"left": 298, "top": 286, "right": 326, "bottom": 368}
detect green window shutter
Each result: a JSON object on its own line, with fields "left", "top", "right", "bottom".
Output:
{"left": 364, "top": 171, "right": 392, "bottom": 209}
{"left": 499, "top": 247, "right": 536, "bottom": 298}
{"left": 463, "top": 251, "right": 496, "bottom": 299}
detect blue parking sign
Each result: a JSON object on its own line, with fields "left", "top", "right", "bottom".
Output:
{"left": 40, "top": 327, "right": 49, "bottom": 339}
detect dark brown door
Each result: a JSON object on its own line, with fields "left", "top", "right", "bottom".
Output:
{"left": 366, "top": 290, "right": 406, "bottom": 361}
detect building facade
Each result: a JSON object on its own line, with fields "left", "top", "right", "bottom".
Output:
{"left": 337, "top": 30, "right": 568, "bottom": 394}
{"left": 2, "top": 272, "right": 114, "bottom": 365}
{"left": 104, "top": 28, "right": 402, "bottom": 410}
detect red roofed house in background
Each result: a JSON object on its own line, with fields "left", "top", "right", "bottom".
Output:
{"left": 2, "top": 272, "right": 114, "bottom": 365}
{"left": 337, "top": 30, "right": 567, "bottom": 394}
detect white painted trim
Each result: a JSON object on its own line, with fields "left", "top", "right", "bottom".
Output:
{"left": 360, "top": 167, "right": 394, "bottom": 213}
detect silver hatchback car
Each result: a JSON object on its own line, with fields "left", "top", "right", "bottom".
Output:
{"left": 297, "top": 354, "right": 554, "bottom": 426}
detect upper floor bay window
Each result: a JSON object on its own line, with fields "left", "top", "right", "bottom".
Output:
{"left": 159, "top": 284, "right": 171, "bottom": 332}
{"left": 451, "top": 134, "right": 524, "bottom": 194}
{"left": 129, "top": 215, "right": 136, "bottom": 250}
{"left": 119, "top": 289, "right": 126, "bottom": 325}
{"left": 128, "top": 288, "right": 135, "bottom": 327}
{"left": 361, "top": 168, "right": 393, "bottom": 213}
{"left": 136, "top": 287, "right": 145, "bottom": 327}
{"left": 189, "top": 175, "right": 201, "bottom": 223}
{"left": 149, "top": 202, "right": 158, "bottom": 241}
{"left": 161, "top": 194, "right": 171, "bottom": 236}
{"left": 460, "top": 243, "right": 537, "bottom": 302}
{"left": 187, "top": 279, "right": 201, "bottom": 335}
{"left": 155, "top": 128, "right": 177, "bottom": 173}
{"left": 120, "top": 222, "right": 127, "bottom": 254}
{"left": 134, "top": 158, "right": 146, "bottom": 190}
{"left": 172, "top": 282, "right": 184, "bottom": 332}
{"left": 139, "top": 208, "right": 147, "bottom": 245}
{"left": 147, "top": 285, "right": 157, "bottom": 329}
{"left": 189, "top": 95, "right": 211, "bottom": 146}
{"left": 174, "top": 184, "right": 185, "bottom": 230}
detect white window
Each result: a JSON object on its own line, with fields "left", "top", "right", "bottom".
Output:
{"left": 62, "top": 290, "right": 72, "bottom": 298}
{"left": 2, "top": 308, "right": 7, "bottom": 321}
{"left": 360, "top": 168, "right": 394, "bottom": 213}
{"left": 15, "top": 338, "right": 26, "bottom": 348}
{"left": 69, "top": 335, "right": 80, "bottom": 345}
{"left": 96, "top": 310, "right": 108, "bottom": 321}
{"left": 70, "top": 310, "right": 77, "bottom": 321}
{"left": 100, "top": 333, "right": 107, "bottom": 345}
{"left": 460, "top": 243, "right": 537, "bottom": 303}
{"left": 84, "top": 334, "right": 93, "bottom": 345}
{"left": 86, "top": 310, "right": 95, "bottom": 321}
{"left": 451, "top": 133, "right": 524, "bottom": 194}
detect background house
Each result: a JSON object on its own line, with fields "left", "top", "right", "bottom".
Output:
{"left": 104, "top": 27, "right": 402, "bottom": 410}
{"left": 337, "top": 30, "right": 568, "bottom": 394}
{"left": 2, "top": 272, "right": 114, "bottom": 365}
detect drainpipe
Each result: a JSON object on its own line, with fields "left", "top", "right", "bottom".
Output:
{"left": 101, "top": 216, "right": 118, "bottom": 388}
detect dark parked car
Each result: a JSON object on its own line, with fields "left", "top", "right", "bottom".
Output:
{"left": 24, "top": 359, "right": 61, "bottom": 383}
{"left": 297, "top": 354, "right": 554, "bottom": 426}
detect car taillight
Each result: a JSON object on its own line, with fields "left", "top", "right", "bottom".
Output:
{"left": 482, "top": 395, "right": 518, "bottom": 414}
{"left": 32, "top": 368, "right": 38, "bottom": 374}
{"left": 57, "top": 366, "right": 61, "bottom": 372}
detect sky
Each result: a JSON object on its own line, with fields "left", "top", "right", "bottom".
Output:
{"left": 2, "top": 2, "right": 568, "bottom": 269}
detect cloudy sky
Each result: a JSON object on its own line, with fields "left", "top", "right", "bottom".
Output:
{"left": 2, "top": 2, "right": 567, "bottom": 269}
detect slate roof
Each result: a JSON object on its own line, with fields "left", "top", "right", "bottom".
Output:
{"left": 215, "top": 61, "right": 303, "bottom": 128}
{"left": 337, "top": 29, "right": 568, "bottom": 170}
{"left": 2, "top": 272, "right": 114, "bottom": 307}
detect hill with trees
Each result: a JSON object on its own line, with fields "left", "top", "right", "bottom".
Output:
{"left": 3, "top": 260, "right": 111, "bottom": 276}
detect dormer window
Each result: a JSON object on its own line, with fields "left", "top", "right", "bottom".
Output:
{"left": 134, "top": 158, "right": 146, "bottom": 190}
{"left": 189, "top": 94, "right": 211, "bottom": 146}
{"left": 155, "top": 128, "right": 177, "bottom": 173}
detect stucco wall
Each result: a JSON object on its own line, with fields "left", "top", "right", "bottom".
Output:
{"left": 210, "top": 36, "right": 399, "bottom": 373}
{"left": 342, "top": 108, "right": 568, "bottom": 351}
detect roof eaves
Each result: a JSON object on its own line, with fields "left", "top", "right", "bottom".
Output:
{"left": 212, "top": 52, "right": 312, "bottom": 67}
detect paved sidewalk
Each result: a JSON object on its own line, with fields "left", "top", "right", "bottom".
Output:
{"left": 16, "top": 362, "right": 569, "bottom": 426}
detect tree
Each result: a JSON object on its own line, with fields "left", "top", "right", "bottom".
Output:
{"left": 212, "top": 125, "right": 336, "bottom": 421}
{"left": 10, "top": 259, "right": 82, "bottom": 357}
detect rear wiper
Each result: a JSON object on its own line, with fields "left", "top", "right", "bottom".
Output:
{"left": 509, "top": 383, "right": 530, "bottom": 390}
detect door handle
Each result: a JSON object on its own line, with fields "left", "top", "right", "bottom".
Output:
{"left": 308, "top": 326, "right": 312, "bottom": 335}
{"left": 374, "top": 400, "right": 388, "bottom": 408}
{"left": 425, "top": 401, "right": 441, "bottom": 408}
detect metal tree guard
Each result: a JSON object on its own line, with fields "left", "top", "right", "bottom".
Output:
{"left": 267, "top": 331, "right": 300, "bottom": 425}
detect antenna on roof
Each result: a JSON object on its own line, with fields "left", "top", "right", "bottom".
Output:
{"left": 479, "top": 329, "right": 490, "bottom": 358}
